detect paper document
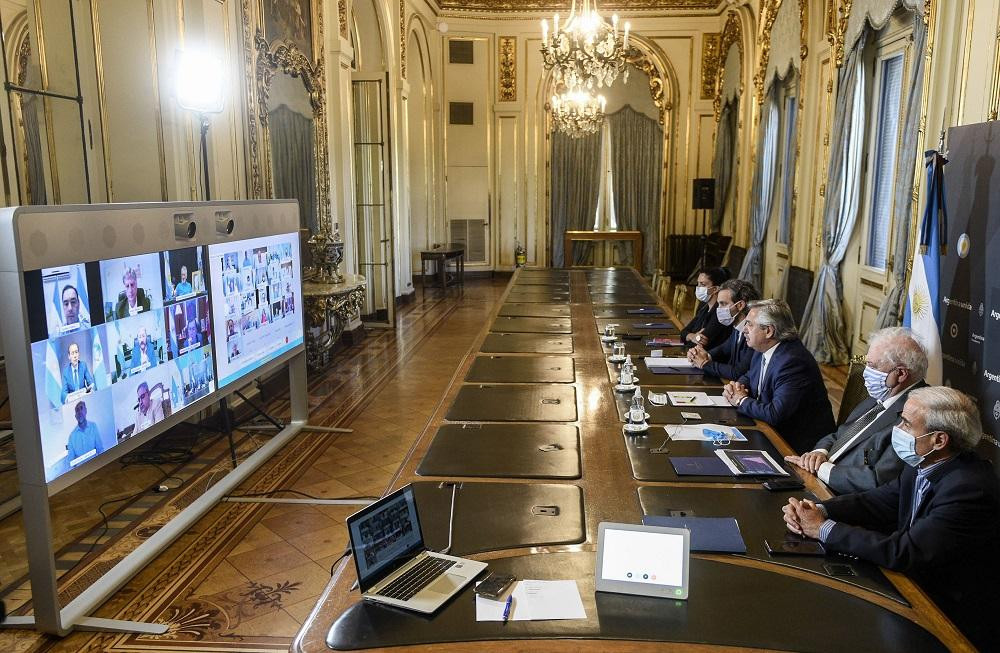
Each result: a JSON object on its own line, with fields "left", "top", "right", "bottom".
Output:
{"left": 662, "top": 424, "right": 748, "bottom": 442}
{"left": 644, "top": 356, "right": 694, "bottom": 369}
{"left": 476, "top": 580, "right": 586, "bottom": 621}
{"left": 667, "top": 391, "right": 732, "bottom": 407}
{"left": 648, "top": 391, "right": 669, "bottom": 406}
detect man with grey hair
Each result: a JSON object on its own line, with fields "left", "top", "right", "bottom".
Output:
{"left": 723, "top": 299, "right": 835, "bottom": 452}
{"left": 785, "top": 327, "right": 928, "bottom": 493}
{"left": 781, "top": 386, "right": 1000, "bottom": 649}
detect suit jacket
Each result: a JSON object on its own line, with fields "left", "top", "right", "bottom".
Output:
{"left": 736, "top": 339, "right": 835, "bottom": 452}
{"left": 813, "top": 382, "right": 927, "bottom": 494}
{"left": 703, "top": 327, "right": 753, "bottom": 380}
{"left": 130, "top": 338, "right": 158, "bottom": 372}
{"left": 823, "top": 452, "right": 1000, "bottom": 648}
{"left": 115, "top": 288, "right": 151, "bottom": 319}
{"left": 61, "top": 361, "right": 95, "bottom": 402}
{"left": 679, "top": 302, "right": 733, "bottom": 351}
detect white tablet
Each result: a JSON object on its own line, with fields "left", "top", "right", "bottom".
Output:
{"left": 595, "top": 522, "right": 690, "bottom": 599}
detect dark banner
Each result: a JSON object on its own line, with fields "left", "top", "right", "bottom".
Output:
{"left": 940, "top": 123, "right": 1000, "bottom": 472}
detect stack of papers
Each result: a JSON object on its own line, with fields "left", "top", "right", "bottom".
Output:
{"left": 662, "top": 424, "right": 748, "bottom": 441}
{"left": 667, "top": 392, "right": 731, "bottom": 407}
{"left": 644, "top": 356, "right": 695, "bottom": 369}
{"left": 475, "top": 580, "right": 586, "bottom": 621}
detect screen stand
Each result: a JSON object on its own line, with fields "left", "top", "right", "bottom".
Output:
{"left": 1, "top": 615, "right": 168, "bottom": 635}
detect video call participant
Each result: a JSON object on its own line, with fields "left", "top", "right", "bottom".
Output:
{"left": 61, "top": 285, "right": 89, "bottom": 331}
{"left": 781, "top": 387, "right": 1000, "bottom": 649}
{"left": 687, "top": 278, "right": 759, "bottom": 380}
{"left": 131, "top": 327, "right": 158, "bottom": 372}
{"left": 785, "top": 327, "right": 928, "bottom": 494}
{"left": 115, "top": 267, "right": 151, "bottom": 318}
{"left": 66, "top": 401, "right": 103, "bottom": 464}
{"left": 723, "top": 299, "right": 835, "bottom": 452}
{"left": 174, "top": 265, "right": 193, "bottom": 297}
{"left": 679, "top": 267, "right": 732, "bottom": 350}
{"left": 133, "top": 381, "right": 164, "bottom": 432}
{"left": 61, "top": 342, "right": 95, "bottom": 403}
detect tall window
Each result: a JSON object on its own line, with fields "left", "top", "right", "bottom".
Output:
{"left": 865, "top": 53, "right": 905, "bottom": 269}
{"left": 777, "top": 93, "right": 798, "bottom": 245}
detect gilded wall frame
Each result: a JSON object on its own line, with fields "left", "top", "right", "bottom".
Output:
{"left": 241, "top": 0, "right": 332, "bottom": 234}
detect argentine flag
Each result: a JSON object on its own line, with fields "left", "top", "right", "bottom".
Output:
{"left": 44, "top": 342, "right": 62, "bottom": 410}
{"left": 904, "top": 151, "right": 945, "bottom": 385}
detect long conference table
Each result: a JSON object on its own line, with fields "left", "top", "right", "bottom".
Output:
{"left": 293, "top": 268, "right": 973, "bottom": 652}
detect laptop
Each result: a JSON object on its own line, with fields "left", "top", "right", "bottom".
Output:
{"left": 347, "top": 484, "right": 488, "bottom": 613}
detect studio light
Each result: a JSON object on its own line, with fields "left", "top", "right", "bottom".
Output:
{"left": 175, "top": 48, "right": 226, "bottom": 114}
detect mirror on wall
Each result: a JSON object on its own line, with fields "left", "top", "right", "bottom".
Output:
{"left": 246, "top": 0, "right": 331, "bottom": 237}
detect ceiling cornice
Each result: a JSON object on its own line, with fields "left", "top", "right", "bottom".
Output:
{"left": 432, "top": 0, "right": 719, "bottom": 14}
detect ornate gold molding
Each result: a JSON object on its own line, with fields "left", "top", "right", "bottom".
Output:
{"left": 434, "top": 0, "right": 715, "bottom": 10}
{"left": 714, "top": 9, "right": 743, "bottom": 119}
{"left": 15, "top": 34, "right": 29, "bottom": 86}
{"left": 242, "top": 0, "right": 333, "bottom": 234}
{"left": 626, "top": 48, "right": 670, "bottom": 124}
{"left": 800, "top": 0, "right": 809, "bottom": 61}
{"left": 498, "top": 36, "right": 516, "bottom": 101}
{"left": 754, "top": 0, "right": 782, "bottom": 105}
{"left": 700, "top": 32, "right": 720, "bottom": 100}
{"left": 825, "top": 0, "right": 836, "bottom": 45}
{"left": 833, "top": 0, "right": 853, "bottom": 67}
{"left": 400, "top": 0, "right": 407, "bottom": 78}
{"left": 339, "top": 0, "right": 348, "bottom": 37}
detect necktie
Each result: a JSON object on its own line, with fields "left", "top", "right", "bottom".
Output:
{"left": 757, "top": 356, "right": 768, "bottom": 396}
{"left": 829, "top": 402, "right": 885, "bottom": 462}
{"left": 73, "top": 366, "right": 79, "bottom": 389}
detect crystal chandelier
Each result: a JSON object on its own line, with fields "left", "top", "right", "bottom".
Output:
{"left": 550, "top": 88, "right": 606, "bottom": 138}
{"left": 540, "top": 0, "right": 630, "bottom": 90}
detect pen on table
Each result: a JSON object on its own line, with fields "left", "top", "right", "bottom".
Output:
{"left": 502, "top": 594, "right": 513, "bottom": 623}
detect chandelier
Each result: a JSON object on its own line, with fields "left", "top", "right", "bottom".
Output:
{"left": 550, "top": 88, "right": 606, "bottom": 138}
{"left": 540, "top": 0, "right": 630, "bottom": 90}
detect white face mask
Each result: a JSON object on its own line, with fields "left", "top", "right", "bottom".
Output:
{"left": 716, "top": 302, "right": 741, "bottom": 327}
{"left": 891, "top": 426, "right": 934, "bottom": 467}
{"left": 695, "top": 286, "right": 711, "bottom": 302}
{"left": 863, "top": 365, "right": 894, "bottom": 402}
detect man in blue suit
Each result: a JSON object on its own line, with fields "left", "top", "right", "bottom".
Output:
{"left": 723, "top": 299, "right": 835, "bottom": 452}
{"left": 687, "top": 279, "right": 760, "bottom": 380}
{"left": 782, "top": 387, "right": 1000, "bottom": 650}
{"left": 130, "top": 327, "right": 158, "bottom": 373}
{"left": 61, "top": 342, "right": 95, "bottom": 403}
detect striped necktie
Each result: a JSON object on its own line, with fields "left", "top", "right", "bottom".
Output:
{"left": 829, "top": 402, "right": 885, "bottom": 462}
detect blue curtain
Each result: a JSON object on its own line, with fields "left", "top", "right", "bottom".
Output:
{"left": 738, "top": 90, "right": 781, "bottom": 291}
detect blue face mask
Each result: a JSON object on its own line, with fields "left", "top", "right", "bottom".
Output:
{"left": 716, "top": 304, "right": 735, "bottom": 326}
{"left": 863, "top": 365, "right": 894, "bottom": 402}
{"left": 891, "top": 426, "right": 934, "bottom": 467}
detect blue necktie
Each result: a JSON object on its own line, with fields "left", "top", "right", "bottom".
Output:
{"left": 911, "top": 474, "right": 931, "bottom": 526}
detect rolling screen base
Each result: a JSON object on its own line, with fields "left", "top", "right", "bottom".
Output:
{"left": 0, "top": 615, "right": 168, "bottom": 635}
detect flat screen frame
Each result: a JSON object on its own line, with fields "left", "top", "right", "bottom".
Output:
{"left": 594, "top": 521, "right": 691, "bottom": 599}
{"left": 0, "top": 200, "right": 305, "bottom": 496}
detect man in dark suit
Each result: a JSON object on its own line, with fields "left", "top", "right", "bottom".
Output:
{"left": 115, "top": 266, "right": 151, "bottom": 318}
{"left": 61, "top": 342, "right": 95, "bottom": 403}
{"left": 723, "top": 299, "right": 835, "bottom": 452}
{"left": 785, "top": 327, "right": 927, "bottom": 493}
{"left": 687, "top": 278, "right": 760, "bottom": 380}
{"left": 782, "top": 387, "right": 1000, "bottom": 650}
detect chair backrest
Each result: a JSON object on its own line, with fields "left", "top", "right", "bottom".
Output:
{"left": 705, "top": 234, "right": 732, "bottom": 269}
{"left": 656, "top": 275, "right": 672, "bottom": 301}
{"left": 672, "top": 284, "right": 688, "bottom": 319}
{"left": 837, "top": 355, "right": 870, "bottom": 426}
{"left": 665, "top": 235, "right": 703, "bottom": 279}
{"left": 724, "top": 245, "right": 747, "bottom": 276}
{"left": 786, "top": 266, "right": 814, "bottom": 328}
{"left": 651, "top": 268, "right": 663, "bottom": 290}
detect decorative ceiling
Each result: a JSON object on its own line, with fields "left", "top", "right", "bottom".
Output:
{"left": 434, "top": 0, "right": 718, "bottom": 12}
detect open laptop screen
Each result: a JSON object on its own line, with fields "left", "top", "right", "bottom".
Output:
{"left": 348, "top": 485, "right": 425, "bottom": 591}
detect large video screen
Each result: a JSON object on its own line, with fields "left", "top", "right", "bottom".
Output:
{"left": 24, "top": 246, "right": 216, "bottom": 483}
{"left": 208, "top": 233, "right": 303, "bottom": 389}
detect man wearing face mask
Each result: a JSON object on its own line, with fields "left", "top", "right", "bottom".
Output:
{"left": 687, "top": 279, "right": 760, "bottom": 380}
{"left": 781, "top": 387, "right": 1000, "bottom": 649}
{"left": 679, "top": 267, "right": 732, "bottom": 350}
{"left": 784, "top": 327, "right": 927, "bottom": 493}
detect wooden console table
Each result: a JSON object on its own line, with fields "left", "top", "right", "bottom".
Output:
{"left": 302, "top": 274, "right": 366, "bottom": 370}
{"left": 420, "top": 243, "right": 465, "bottom": 300}
{"left": 563, "top": 230, "right": 643, "bottom": 270}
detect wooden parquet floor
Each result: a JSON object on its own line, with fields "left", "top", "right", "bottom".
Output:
{"left": 0, "top": 278, "right": 847, "bottom": 652}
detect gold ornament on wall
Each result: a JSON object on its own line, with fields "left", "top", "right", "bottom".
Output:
{"left": 753, "top": 0, "right": 782, "bottom": 105}
{"left": 339, "top": 0, "right": 348, "bottom": 37}
{"left": 435, "top": 0, "right": 716, "bottom": 10}
{"left": 626, "top": 48, "right": 670, "bottom": 124}
{"left": 714, "top": 10, "right": 743, "bottom": 120}
{"left": 833, "top": 0, "right": 853, "bottom": 67}
{"left": 400, "top": 0, "right": 407, "bottom": 78}
{"left": 700, "top": 32, "right": 720, "bottom": 100}
{"left": 499, "top": 36, "right": 517, "bottom": 101}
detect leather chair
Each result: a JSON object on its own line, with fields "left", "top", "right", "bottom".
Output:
{"left": 837, "top": 354, "right": 870, "bottom": 426}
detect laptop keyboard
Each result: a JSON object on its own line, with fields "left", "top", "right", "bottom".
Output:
{"left": 374, "top": 556, "right": 457, "bottom": 601}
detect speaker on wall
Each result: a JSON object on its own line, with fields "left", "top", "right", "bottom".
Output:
{"left": 692, "top": 178, "right": 716, "bottom": 210}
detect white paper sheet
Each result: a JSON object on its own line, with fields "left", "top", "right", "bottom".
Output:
{"left": 475, "top": 580, "right": 586, "bottom": 621}
{"left": 666, "top": 391, "right": 713, "bottom": 406}
{"left": 662, "top": 424, "right": 748, "bottom": 442}
{"left": 644, "top": 356, "right": 693, "bottom": 369}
